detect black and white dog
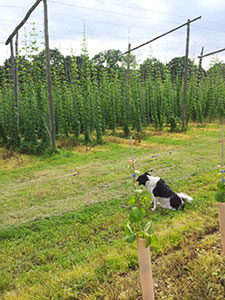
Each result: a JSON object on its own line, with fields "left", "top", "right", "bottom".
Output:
{"left": 137, "top": 172, "right": 192, "bottom": 211}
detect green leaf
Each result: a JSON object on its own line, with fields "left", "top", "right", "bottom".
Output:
{"left": 125, "top": 180, "right": 133, "bottom": 188}
{"left": 129, "top": 195, "right": 136, "bottom": 205}
{"left": 217, "top": 181, "right": 224, "bottom": 189}
{"left": 145, "top": 236, "right": 151, "bottom": 248}
{"left": 124, "top": 222, "right": 133, "bottom": 236}
{"left": 215, "top": 192, "right": 225, "bottom": 203}
{"left": 151, "top": 234, "right": 158, "bottom": 243}
{"left": 125, "top": 233, "right": 136, "bottom": 243}
{"left": 129, "top": 207, "right": 145, "bottom": 224}
{"left": 144, "top": 221, "right": 154, "bottom": 234}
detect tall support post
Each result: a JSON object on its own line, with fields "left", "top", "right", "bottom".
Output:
{"left": 10, "top": 39, "right": 20, "bottom": 144}
{"left": 197, "top": 47, "right": 204, "bottom": 86}
{"left": 124, "top": 43, "right": 131, "bottom": 137}
{"left": 182, "top": 19, "right": 190, "bottom": 131}
{"left": 192, "top": 47, "right": 204, "bottom": 123}
{"left": 10, "top": 40, "right": 16, "bottom": 108}
{"left": 43, "top": 0, "right": 56, "bottom": 151}
{"left": 15, "top": 32, "right": 19, "bottom": 131}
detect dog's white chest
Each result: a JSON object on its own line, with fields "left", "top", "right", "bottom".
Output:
{"left": 145, "top": 176, "right": 160, "bottom": 193}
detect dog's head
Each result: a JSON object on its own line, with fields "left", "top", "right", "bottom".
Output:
{"left": 137, "top": 172, "right": 150, "bottom": 186}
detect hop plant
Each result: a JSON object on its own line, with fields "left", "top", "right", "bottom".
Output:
{"left": 124, "top": 189, "right": 156, "bottom": 247}
{"left": 215, "top": 178, "right": 225, "bottom": 203}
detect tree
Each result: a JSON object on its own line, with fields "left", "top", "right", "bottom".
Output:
{"left": 91, "top": 49, "right": 124, "bottom": 72}
{"left": 207, "top": 60, "right": 225, "bottom": 79}
{"left": 91, "top": 49, "right": 136, "bottom": 75}
{"left": 166, "top": 56, "right": 198, "bottom": 82}
{"left": 140, "top": 57, "right": 165, "bottom": 80}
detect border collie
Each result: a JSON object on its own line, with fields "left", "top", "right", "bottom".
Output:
{"left": 137, "top": 172, "right": 192, "bottom": 211}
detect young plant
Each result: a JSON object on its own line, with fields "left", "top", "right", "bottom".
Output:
{"left": 124, "top": 188, "right": 155, "bottom": 247}
{"left": 124, "top": 156, "right": 156, "bottom": 248}
{"left": 124, "top": 158, "right": 156, "bottom": 299}
{"left": 215, "top": 171, "right": 225, "bottom": 203}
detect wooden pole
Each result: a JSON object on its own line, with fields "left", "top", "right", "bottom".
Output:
{"left": 198, "top": 47, "right": 225, "bottom": 59}
{"left": 5, "top": 0, "right": 43, "bottom": 45}
{"left": 10, "top": 39, "right": 20, "bottom": 144}
{"left": 124, "top": 43, "right": 131, "bottom": 136}
{"left": 10, "top": 40, "right": 16, "bottom": 109}
{"left": 43, "top": 0, "right": 56, "bottom": 151}
{"left": 196, "top": 47, "right": 204, "bottom": 86}
{"left": 182, "top": 19, "right": 190, "bottom": 131}
{"left": 15, "top": 32, "right": 19, "bottom": 132}
{"left": 124, "top": 16, "right": 201, "bottom": 54}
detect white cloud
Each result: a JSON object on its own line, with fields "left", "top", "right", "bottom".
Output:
{"left": 0, "top": 0, "right": 225, "bottom": 70}
{"left": 199, "top": 0, "right": 224, "bottom": 9}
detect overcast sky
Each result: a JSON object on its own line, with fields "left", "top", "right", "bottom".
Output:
{"left": 1, "top": 0, "right": 225, "bottom": 69}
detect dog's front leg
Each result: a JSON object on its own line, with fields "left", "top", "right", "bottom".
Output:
{"left": 152, "top": 197, "right": 157, "bottom": 210}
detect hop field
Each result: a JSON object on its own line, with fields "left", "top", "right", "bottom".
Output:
{"left": 1, "top": 41, "right": 225, "bottom": 154}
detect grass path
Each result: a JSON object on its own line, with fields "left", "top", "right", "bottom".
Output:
{"left": 0, "top": 123, "right": 225, "bottom": 299}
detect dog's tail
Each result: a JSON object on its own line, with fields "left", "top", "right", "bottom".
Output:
{"left": 177, "top": 193, "right": 193, "bottom": 203}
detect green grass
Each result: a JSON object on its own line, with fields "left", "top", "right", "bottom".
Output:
{"left": 0, "top": 123, "right": 225, "bottom": 299}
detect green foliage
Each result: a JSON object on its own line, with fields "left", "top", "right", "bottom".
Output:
{"left": 124, "top": 188, "right": 156, "bottom": 248}
{"left": 215, "top": 179, "right": 225, "bottom": 202}
{"left": 2, "top": 30, "right": 225, "bottom": 152}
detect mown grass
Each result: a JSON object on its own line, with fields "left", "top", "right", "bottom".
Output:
{"left": 0, "top": 123, "right": 225, "bottom": 299}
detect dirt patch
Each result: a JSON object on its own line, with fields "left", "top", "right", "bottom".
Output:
{"left": 0, "top": 148, "right": 35, "bottom": 170}
{"left": 152, "top": 231, "right": 225, "bottom": 300}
